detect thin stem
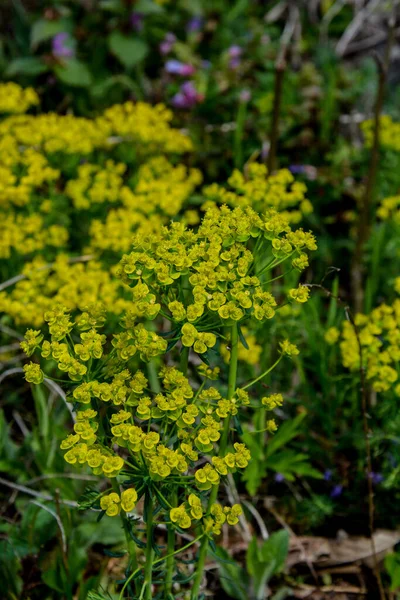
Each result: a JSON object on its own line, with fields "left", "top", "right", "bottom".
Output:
{"left": 112, "top": 480, "right": 139, "bottom": 594}
{"left": 241, "top": 354, "right": 283, "bottom": 391}
{"left": 165, "top": 489, "right": 178, "bottom": 597}
{"left": 190, "top": 323, "right": 239, "bottom": 600}
{"left": 350, "top": 13, "right": 396, "bottom": 312}
{"left": 180, "top": 346, "right": 190, "bottom": 375}
{"left": 234, "top": 98, "right": 248, "bottom": 169}
{"left": 119, "top": 535, "right": 204, "bottom": 600}
{"left": 167, "top": 336, "right": 188, "bottom": 596}
{"left": 352, "top": 318, "right": 387, "bottom": 600}
{"left": 143, "top": 498, "right": 154, "bottom": 600}
{"left": 147, "top": 360, "right": 161, "bottom": 394}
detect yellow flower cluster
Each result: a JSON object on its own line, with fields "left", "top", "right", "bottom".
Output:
{"left": 89, "top": 157, "right": 202, "bottom": 254}
{"left": 0, "top": 82, "right": 39, "bottom": 114}
{"left": 65, "top": 161, "right": 126, "bottom": 209}
{"left": 1, "top": 214, "right": 68, "bottom": 259}
{"left": 119, "top": 204, "right": 317, "bottom": 345}
{"left": 362, "top": 115, "right": 400, "bottom": 152}
{"left": 0, "top": 85, "right": 197, "bottom": 334}
{"left": 21, "top": 297, "right": 264, "bottom": 502}
{"left": 170, "top": 495, "right": 242, "bottom": 532}
{"left": 376, "top": 195, "right": 400, "bottom": 224}
{"left": 98, "top": 101, "right": 193, "bottom": 154}
{"left": 0, "top": 257, "right": 132, "bottom": 327}
{"left": 203, "top": 163, "right": 313, "bottom": 224}
{"left": 0, "top": 101, "right": 191, "bottom": 156}
{"left": 100, "top": 488, "right": 138, "bottom": 516}
{"left": 339, "top": 299, "right": 400, "bottom": 393}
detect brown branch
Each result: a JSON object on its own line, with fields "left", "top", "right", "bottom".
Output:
{"left": 267, "top": 3, "right": 298, "bottom": 175}
{"left": 305, "top": 281, "right": 386, "bottom": 600}
{"left": 350, "top": 13, "right": 396, "bottom": 313}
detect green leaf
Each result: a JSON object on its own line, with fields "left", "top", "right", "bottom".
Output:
{"left": 134, "top": 0, "right": 165, "bottom": 13}
{"left": 243, "top": 458, "right": 266, "bottom": 495}
{"left": 385, "top": 552, "right": 400, "bottom": 591}
{"left": 260, "top": 530, "right": 289, "bottom": 574}
{"left": 108, "top": 32, "right": 148, "bottom": 69}
{"left": 238, "top": 324, "right": 249, "bottom": 349}
{"left": 91, "top": 74, "right": 139, "bottom": 98}
{"left": 99, "top": 0, "right": 124, "bottom": 12}
{"left": 54, "top": 59, "right": 92, "bottom": 87}
{"left": 246, "top": 537, "right": 277, "bottom": 600}
{"left": 215, "top": 547, "right": 248, "bottom": 600}
{"left": 77, "top": 487, "right": 100, "bottom": 511}
{"left": 87, "top": 591, "right": 112, "bottom": 600}
{"left": 5, "top": 57, "right": 48, "bottom": 77}
{"left": 265, "top": 413, "right": 307, "bottom": 458}
{"left": 31, "top": 18, "right": 72, "bottom": 49}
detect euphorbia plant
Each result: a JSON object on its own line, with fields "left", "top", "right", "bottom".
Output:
{"left": 23, "top": 203, "right": 316, "bottom": 599}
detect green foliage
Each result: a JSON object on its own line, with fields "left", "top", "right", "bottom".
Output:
{"left": 243, "top": 413, "right": 321, "bottom": 495}
{"left": 246, "top": 531, "right": 289, "bottom": 600}
{"left": 385, "top": 552, "right": 400, "bottom": 592}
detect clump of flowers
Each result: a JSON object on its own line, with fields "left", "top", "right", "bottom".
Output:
{"left": 335, "top": 290, "right": 400, "bottom": 394}
{"left": 22, "top": 197, "right": 316, "bottom": 598}
{"left": 0, "top": 84, "right": 197, "bottom": 338}
{"left": 202, "top": 162, "right": 313, "bottom": 224}
{"left": 376, "top": 194, "right": 400, "bottom": 224}
{"left": 0, "top": 82, "right": 39, "bottom": 114}
{"left": 362, "top": 115, "right": 400, "bottom": 152}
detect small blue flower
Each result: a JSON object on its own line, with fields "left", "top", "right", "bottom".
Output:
{"left": 369, "top": 472, "right": 384, "bottom": 485}
{"left": 330, "top": 484, "right": 343, "bottom": 498}
{"left": 186, "top": 16, "right": 203, "bottom": 33}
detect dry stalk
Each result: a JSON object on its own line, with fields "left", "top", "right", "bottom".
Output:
{"left": 350, "top": 12, "right": 396, "bottom": 313}
{"left": 305, "top": 281, "right": 386, "bottom": 600}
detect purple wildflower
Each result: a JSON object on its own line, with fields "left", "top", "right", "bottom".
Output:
{"left": 229, "top": 57, "right": 241, "bottom": 69}
{"left": 171, "top": 81, "right": 203, "bottom": 109}
{"left": 165, "top": 60, "right": 195, "bottom": 77}
{"left": 228, "top": 45, "right": 242, "bottom": 59}
{"left": 324, "top": 469, "right": 332, "bottom": 481}
{"left": 130, "top": 12, "right": 144, "bottom": 32}
{"left": 160, "top": 33, "right": 176, "bottom": 55}
{"left": 186, "top": 16, "right": 203, "bottom": 33}
{"left": 52, "top": 32, "right": 75, "bottom": 59}
{"left": 289, "top": 164, "right": 317, "bottom": 180}
{"left": 369, "top": 472, "right": 384, "bottom": 485}
{"left": 274, "top": 473, "right": 285, "bottom": 483}
{"left": 330, "top": 484, "right": 343, "bottom": 498}
{"left": 289, "top": 165, "right": 307, "bottom": 175}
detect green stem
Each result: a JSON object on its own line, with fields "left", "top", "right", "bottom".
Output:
{"left": 241, "top": 354, "right": 283, "bottom": 391}
{"left": 147, "top": 360, "right": 161, "bottom": 394}
{"left": 180, "top": 346, "right": 189, "bottom": 375}
{"left": 143, "top": 498, "right": 154, "bottom": 600}
{"left": 111, "top": 480, "right": 139, "bottom": 595}
{"left": 166, "top": 344, "right": 188, "bottom": 597}
{"left": 234, "top": 99, "right": 247, "bottom": 169}
{"left": 119, "top": 535, "right": 204, "bottom": 600}
{"left": 165, "top": 489, "right": 177, "bottom": 597}
{"left": 190, "top": 323, "right": 239, "bottom": 600}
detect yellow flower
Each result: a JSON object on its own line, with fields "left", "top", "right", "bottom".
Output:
{"left": 23, "top": 362, "right": 44, "bottom": 384}
{"left": 121, "top": 488, "right": 138, "bottom": 512}
{"left": 100, "top": 492, "right": 121, "bottom": 517}
{"left": 170, "top": 505, "right": 191, "bottom": 529}
{"left": 324, "top": 327, "right": 340, "bottom": 345}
